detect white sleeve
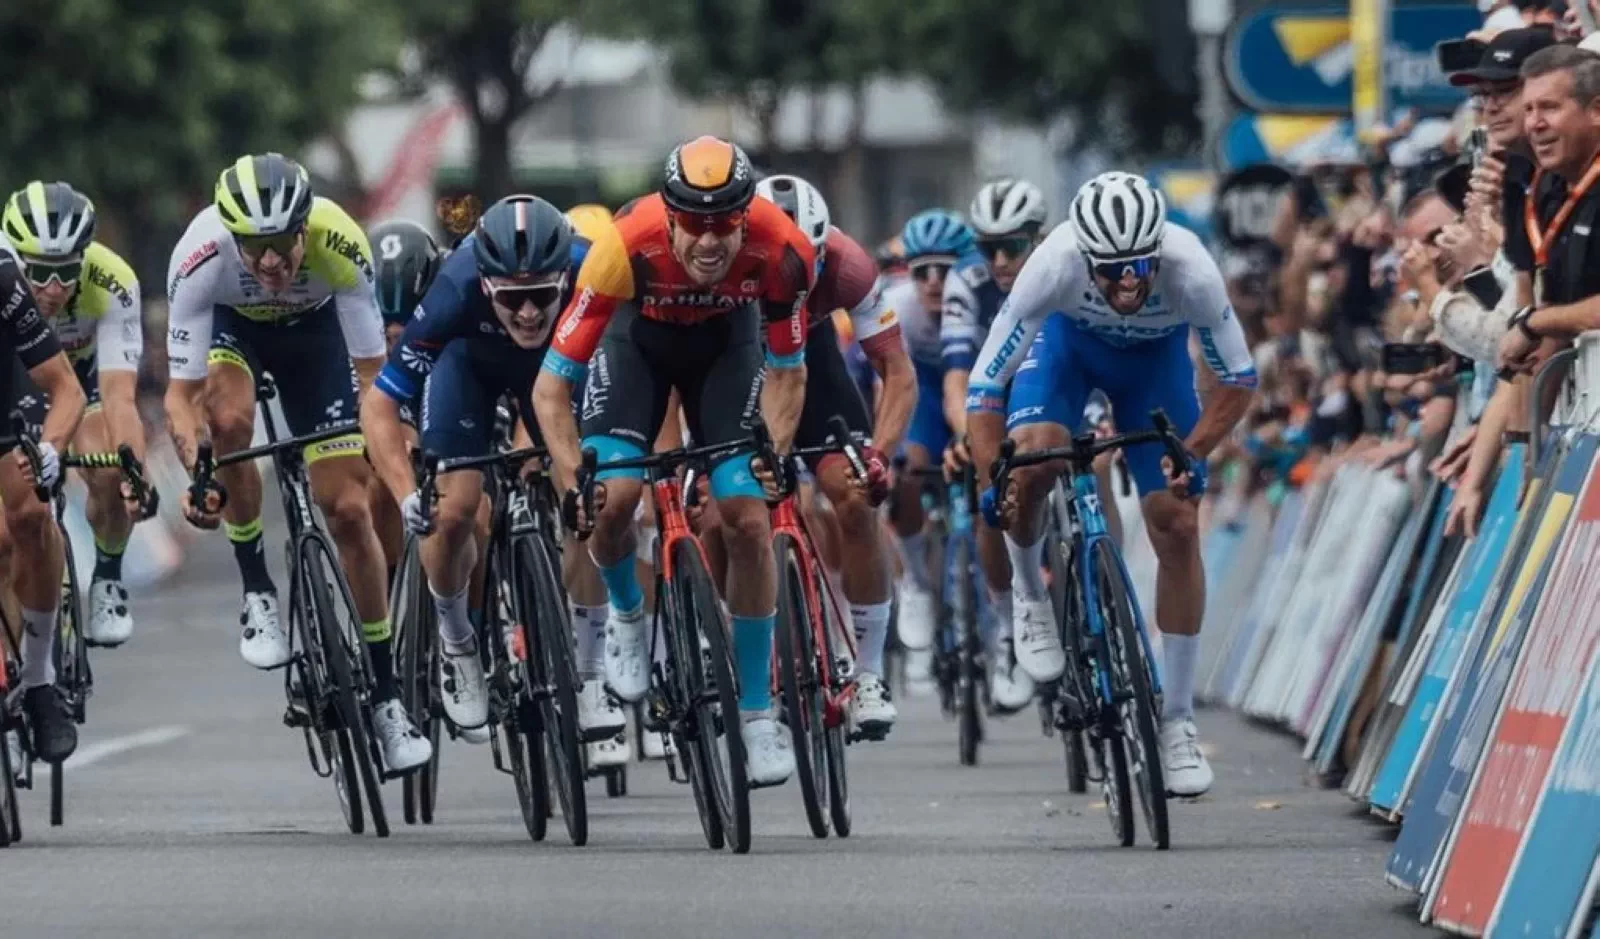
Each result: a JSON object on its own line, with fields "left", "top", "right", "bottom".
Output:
{"left": 335, "top": 280, "right": 386, "bottom": 361}
{"left": 940, "top": 268, "right": 982, "bottom": 370}
{"left": 848, "top": 282, "right": 898, "bottom": 348}
{"left": 1177, "top": 239, "right": 1258, "bottom": 388}
{"left": 96, "top": 278, "right": 143, "bottom": 374}
{"left": 165, "top": 226, "right": 222, "bottom": 382}
{"left": 965, "top": 234, "right": 1071, "bottom": 408}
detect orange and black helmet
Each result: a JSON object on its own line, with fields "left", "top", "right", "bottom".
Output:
{"left": 661, "top": 136, "right": 756, "bottom": 215}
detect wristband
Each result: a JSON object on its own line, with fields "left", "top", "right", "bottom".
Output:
{"left": 1513, "top": 305, "right": 1541, "bottom": 341}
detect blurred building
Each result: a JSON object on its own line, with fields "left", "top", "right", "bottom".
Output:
{"left": 305, "top": 26, "right": 1059, "bottom": 245}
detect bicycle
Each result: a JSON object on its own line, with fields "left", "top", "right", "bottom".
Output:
{"left": 901, "top": 462, "right": 987, "bottom": 767}
{"left": 767, "top": 415, "right": 862, "bottom": 839}
{"left": 991, "top": 408, "right": 1185, "bottom": 850}
{"left": 390, "top": 504, "right": 439, "bottom": 825}
{"left": 0, "top": 414, "right": 158, "bottom": 834}
{"left": 414, "top": 444, "right": 588, "bottom": 846}
{"left": 576, "top": 429, "right": 771, "bottom": 854}
{"left": 188, "top": 375, "right": 390, "bottom": 838}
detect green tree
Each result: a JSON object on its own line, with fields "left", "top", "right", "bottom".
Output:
{"left": 395, "top": 0, "right": 581, "bottom": 202}
{"left": 0, "top": 0, "right": 399, "bottom": 284}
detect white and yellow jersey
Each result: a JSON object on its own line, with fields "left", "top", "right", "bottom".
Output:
{"left": 0, "top": 237, "right": 142, "bottom": 373}
{"left": 165, "top": 197, "right": 384, "bottom": 381}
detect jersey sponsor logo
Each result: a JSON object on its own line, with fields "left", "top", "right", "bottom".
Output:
{"left": 87, "top": 265, "right": 132, "bottom": 308}
{"left": 557, "top": 287, "right": 594, "bottom": 344}
{"left": 169, "top": 326, "right": 191, "bottom": 344}
{"left": 641, "top": 289, "right": 746, "bottom": 311}
{"left": 399, "top": 345, "right": 435, "bottom": 374}
{"left": 324, "top": 229, "right": 374, "bottom": 282}
{"left": 983, "top": 321, "right": 1029, "bottom": 382}
{"left": 2, "top": 280, "right": 28, "bottom": 320}
{"left": 170, "top": 241, "right": 219, "bottom": 301}
{"left": 878, "top": 308, "right": 896, "bottom": 325}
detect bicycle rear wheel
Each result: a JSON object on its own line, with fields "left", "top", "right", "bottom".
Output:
{"left": 0, "top": 714, "right": 16, "bottom": 847}
{"left": 673, "top": 540, "right": 750, "bottom": 854}
{"left": 1049, "top": 537, "right": 1090, "bottom": 794}
{"left": 517, "top": 533, "right": 588, "bottom": 847}
{"left": 775, "top": 534, "right": 828, "bottom": 839}
{"left": 289, "top": 561, "right": 363, "bottom": 835}
{"left": 393, "top": 538, "right": 440, "bottom": 825}
{"left": 1094, "top": 540, "right": 1169, "bottom": 849}
{"left": 952, "top": 535, "right": 981, "bottom": 767}
{"left": 819, "top": 583, "right": 851, "bottom": 838}
{"left": 302, "top": 534, "right": 389, "bottom": 838}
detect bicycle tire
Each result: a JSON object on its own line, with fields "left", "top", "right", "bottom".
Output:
{"left": 818, "top": 581, "right": 851, "bottom": 838}
{"left": 302, "top": 535, "right": 389, "bottom": 838}
{"left": 774, "top": 534, "right": 829, "bottom": 839}
{"left": 1050, "top": 537, "right": 1090, "bottom": 794}
{"left": 662, "top": 560, "right": 722, "bottom": 849}
{"left": 0, "top": 719, "right": 16, "bottom": 847}
{"left": 1094, "top": 540, "right": 1170, "bottom": 850}
{"left": 674, "top": 539, "right": 751, "bottom": 854}
{"left": 1100, "top": 724, "right": 1135, "bottom": 847}
{"left": 517, "top": 533, "right": 588, "bottom": 847}
{"left": 393, "top": 539, "right": 439, "bottom": 825}
{"left": 50, "top": 529, "right": 86, "bottom": 828}
{"left": 952, "top": 534, "right": 981, "bottom": 767}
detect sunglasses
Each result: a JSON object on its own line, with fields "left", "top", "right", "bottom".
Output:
{"left": 669, "top": 208, "right": 746, "bottom": 236}
{"left": 22, "top": 256, "right": 83, "bottom": 288}
{"left": 235, "top": 229, "right": 303, "bottom": 260}
{"left": 484, "top": 277, "right": 565, "bottom": 312}
{"left": 1090, "top": 254, "right": 1159, "bottom": 283}
{"left": 909, "top": 260, "right": 951, "bottom": 283}
{"left": 978, "top": 236, "right": 1034, "bottom": 262}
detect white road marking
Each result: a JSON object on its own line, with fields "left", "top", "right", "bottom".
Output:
{"left": 66, "top": 725, "right": 191, "bottom": 769}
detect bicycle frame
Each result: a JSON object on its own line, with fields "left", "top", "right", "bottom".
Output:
{"left": 767, "top": 493, "right": 857, "bottom": 727}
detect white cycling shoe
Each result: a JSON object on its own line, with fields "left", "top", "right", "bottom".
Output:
{"left": 457, "top": 724, "right": 490, "bottom": 745}
{"left": 1162, "top": 718, "right": 1214, "bottom": 797}
{"left": 904, "top": 647, "right": 936, "bottom": 697}
{"left": 86, "top": 578, "right": 133, "bottom": 647}
{"left": 587, "top": 735, "right": 631, "bottom": 768}
{"left": 848, "top": 672, "right": 897, "bottom": 741}
{"left": 239, "top": 592, "right": 290, "bottom": 669}
{"left": 642, "top": 726, "right": 675, "bottom": 760}
{"left": 604, "top": 607, "right": 651, "bottom": 703}
{"left": 1012, "top": 597, "right": 1065, "bottom": 683}
{"left": 372, "top": 698, "right": 433, "bottom": 774}
{"left": 439, "top": 642, "right": 489, "bottom": 729}
{"left": 577, "top": 679, "right": 626, "bottom": 741}
{"left": 990, "top": 637, "right": 1036, "bottom": 712}
{"left": 741, "top": 716, "right": 794, "bottom": 787}
{"left": 896, "top": 584, "right": 937, "bottom": 651}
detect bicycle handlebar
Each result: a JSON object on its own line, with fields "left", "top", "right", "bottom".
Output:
{"left": 63, "top": 445, "right": 160, "bottom": 520}
{"left": 990, "top": 409, "right": 1190, "bottom": 519}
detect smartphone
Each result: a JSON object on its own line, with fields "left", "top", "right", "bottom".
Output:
{"left": 1294, "top": 173, "right": 1329, "bottom": 223}
{"left": 1383, "top": 342, "right": 1450, "bottom": 375}
{"left": 1466, "top": 127, "right": 1489, "bottom": 168}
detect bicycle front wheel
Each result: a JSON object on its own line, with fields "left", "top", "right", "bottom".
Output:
{"left": 774, "top": 533, "right": 828, "bottom": 839}
{"left": 1093, "top": 540, "right": 1169, "bottom": 850}
{"left": 1049, "top": 536, "right": 1090, "bottom": 794}
{"left": 393, "top": 538, "right": 440, "bottom": 825}
{"left": 516, "top": 533, "right": 587, "bottom": 847}
{"left": 0, "top": 716, "right": 16, "bottom": 847}
{"left": 952, "top": 535, "right": 981, "bottom": 767}
{"left": 50, "top": 529, "right": 87, "bottom": 828}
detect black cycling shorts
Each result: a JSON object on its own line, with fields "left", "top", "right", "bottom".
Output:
{"left": 208, "top": 301, "right": 361, "bottom": 438}
{"left": 795, "top": 315, "right": 872, "bottom": 469}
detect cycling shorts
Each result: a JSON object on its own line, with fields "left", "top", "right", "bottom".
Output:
{"left": 903, "top": 358, "right": 949, "bottom": 459}
{"left": 420, "top": 339, "right": 582, "bottom": 461}
{"left": 12, "top": 355, "right": 104, "bottom": 441}
{"left": 579, "top": 300, "right": 765, "bottom": 501}
{"left": 795, "top": 315, "right": 873, "bottom": 471}
{"left": 1006, "top": 317, "right": 1199, "bottom": 499}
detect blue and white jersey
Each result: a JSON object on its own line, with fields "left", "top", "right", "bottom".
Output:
{"left": 873, "top": 278, "right": 943, "bottom": 368}
{"left": 939, "top": 250, "right": 1007, "bottom": 372}
{"left": 967, "top": 221, "right": 1256, "bottom": 410}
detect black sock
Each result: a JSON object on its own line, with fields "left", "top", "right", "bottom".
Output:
{"left": 227, "top": 522, "right": 276, "bottom": 595}
{"left": 368, "top": 636, "right": 397, "bottom": 703}
{"left": 92, "top": 536, "right": 126, "bottom": 582}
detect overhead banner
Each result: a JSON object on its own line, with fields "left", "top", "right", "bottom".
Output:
{"left": 1218, "top": 114, "right": 1359, "bottom": 171}
{"left": 1432, "top": 455, "right": 1600, "bottom": 935}
{"left": 1223, "top": 4, "right": 1478, "bottom": 114}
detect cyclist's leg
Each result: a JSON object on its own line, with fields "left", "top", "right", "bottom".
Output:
{"left": 73, "top": 370, "right": 135, "bottom": 646}
{"left": 0, "top": 370, "right": 44, "bottom": 661}
{"left": 204, "top": 313, "right": 281, "bottom": 664}
{"left": 1104, "top": 329, "right": 1210, "bottom": 793}
{"left": 679, "top": 308, "right": 792, "bottom": 783}
{"left": 889, "top": 358, "right": 948, "bottom": 651}
{"left": 2, "top": 360, "right": 73, "bottom": 761}
{"left": 1085, "top": 391, "right": 1125, "bottom": 548}
{"left": 578, "top": 304, "right": 668, "bottom": 704}
{"left": 1004, "top": 317, "right": 1089, "bottom": 684}
{"left": 369, "top": 402, "right": 417, "bottom": 585}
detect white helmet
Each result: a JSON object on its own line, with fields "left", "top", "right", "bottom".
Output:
{"left": 969, "top": 178, "right": 1047, "bottom": 236}
{"left": 1068, "top": 171, "right": 1166, "bottom": 259}
{"left": 756, "top": 174, "right": 830, "bottom": 251}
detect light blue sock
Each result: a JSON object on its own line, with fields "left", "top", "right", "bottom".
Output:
{"left": 596, "top": 551, "right": 643, "bottom": 615}
{"left": 732, "top": 613, "right": 775, "bottom": 712}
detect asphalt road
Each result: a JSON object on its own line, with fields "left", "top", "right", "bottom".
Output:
{"left": 3, "top": 546, "right": 1433, "bottom": 939}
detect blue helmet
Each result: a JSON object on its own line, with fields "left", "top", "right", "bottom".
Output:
{"left": 472, "top": 194, "right": 571, "bottom": 278}
{"left": 900, "top": 209, "right": 974, "bottom": 260}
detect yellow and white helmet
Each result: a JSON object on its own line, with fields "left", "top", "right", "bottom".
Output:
{"left": 213, "top": 153, "right": 314, "bottom": 237}
{"left": 2, "top": 181, "right": 96, "bottom": 258}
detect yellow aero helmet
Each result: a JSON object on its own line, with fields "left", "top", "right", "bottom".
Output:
{"left": 564, "top": 204, "right": 614, "bottom": 243}
{"left": 3, "top": 181, "right": 96, "bottom": 258}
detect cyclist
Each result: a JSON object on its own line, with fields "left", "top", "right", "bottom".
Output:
{"left": 755, "top": 174, "right": 915, "bottom": 740}
{"left": 1, "top": 182, "right": 148, "bottom": 648}
{"left": 939, "top": 178, "right": 1047, "bottom": 713}
{"left": 363, "top": 196, "right": 624, "bottom": 752}
{"left": 165, "top": 153, "right": 431, "bottom": 774}
{"left": 532, "top": 135, "right": 815, "bottom": 786}
{"left": 966, "top": 172, "right": 1258, "bottom": 797}
{"left": 884, "top": 210, "right": 973, "bottom": 666}
{"left": 0, "top": 243, "right": 88, "bottom": 762}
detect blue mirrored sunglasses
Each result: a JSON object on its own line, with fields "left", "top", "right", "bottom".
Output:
{"left": 1090, "top": 255, "right": 1159, "bottom": 282}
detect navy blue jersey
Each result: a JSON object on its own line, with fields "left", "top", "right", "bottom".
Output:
{"left": 375, "top": 232, "right": 590, "bottom": 404}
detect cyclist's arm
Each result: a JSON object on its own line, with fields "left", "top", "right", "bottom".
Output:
{"left": 334, "top": 279, "right": 387, "bottom": 395}
{"left": 95, "top": 276, "right": 148, "bottom": 462}
{"left": 940, "top": 270, "right": 983, "bottom": 440}
{"left": 759, "top": 272, "right": 814, "bottom": 454}
{"left": 365, "top": 274, "right": 463, "bottom": 506}
{"left": 846, "top": 285, "right": 914, "bottom": 456}
{"left": 1184, "top": 263, "right": 1260, "bottom": 458}
{"left": 2, "top": 259, "right": 84, "bottom": 452}
{"left": 164, "top": 225, "right": 227, "bottom": 470}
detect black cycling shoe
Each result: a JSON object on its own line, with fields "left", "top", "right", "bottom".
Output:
{"left": 23, "top": 685, "right": 79, "bottom": 764}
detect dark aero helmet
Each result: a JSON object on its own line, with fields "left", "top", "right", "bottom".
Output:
{"left": 472, "top": 195, "right": 571, "bottom": 278}
{"left": 368, "top": 219, "right": 440, "bottom": 326}
{"left": 661, "top": 136, "right": 756, "bottom": 215}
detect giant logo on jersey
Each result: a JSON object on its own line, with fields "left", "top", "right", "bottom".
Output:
{"left": 983, "top": 320, "right": 1029, "bottom": 382}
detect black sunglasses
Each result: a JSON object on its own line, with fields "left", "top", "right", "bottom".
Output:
{"left": 977, "top": 236, "right": 1034, "bottom": 261}
{"left": 909, "top": 260, "right": 951, "bottom": 283}
{"left": 485, "top": 279, "right": 564, "bottom": 311}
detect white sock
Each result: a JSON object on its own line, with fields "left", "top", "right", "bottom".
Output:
{"left": 1161, "top": 633, "right": 1200, "bottom": 723}
{"left": 899, "top": 530, "right": 930, "bottom": 591}
{"left": 985, "top": 586, "right": 1013, "bottom": 652}
{"left": 19, "top": 606, "right": 57, "bottom": 687}
{"left": 1005, "top": 534, "right": 1047, "bottom": 602}
{"left": 431, "top": 585, "right": 474, "bottom": 651}
{"left": 570, "top": 601, "right": 608, "bottom": 680}
{"left": 850, "top": 601, "right": 892, "bottom": 676}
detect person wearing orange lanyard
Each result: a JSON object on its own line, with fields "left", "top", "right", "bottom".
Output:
{"left": 1498, "top": 44, "right": 1600, "bottom": 375}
